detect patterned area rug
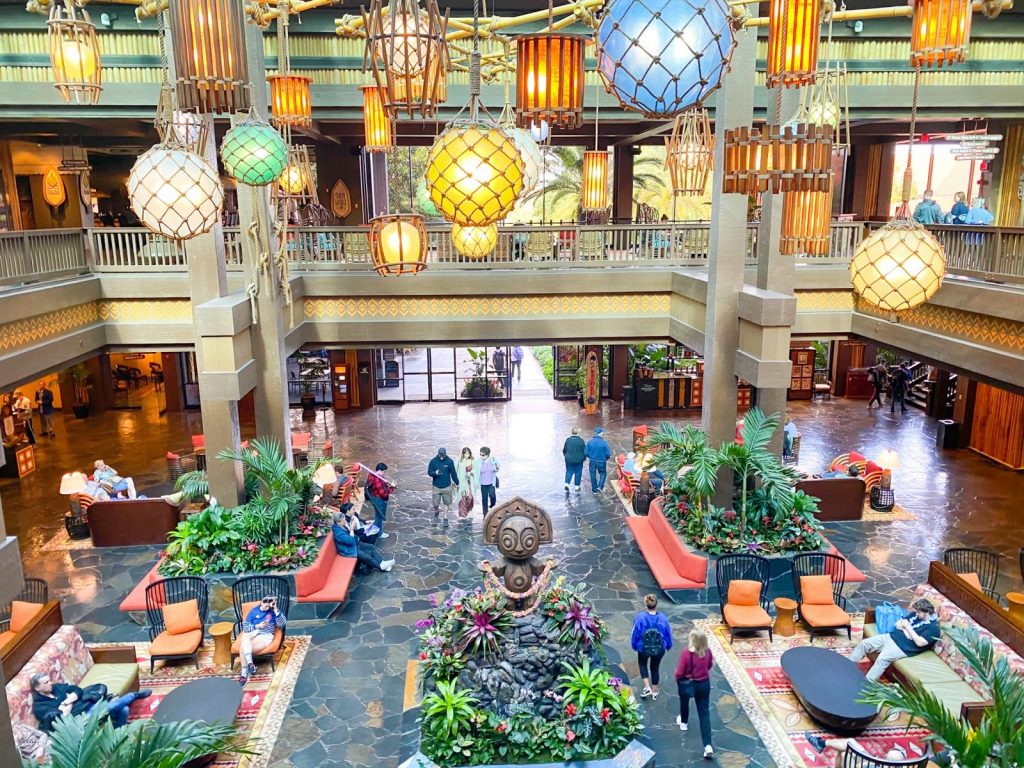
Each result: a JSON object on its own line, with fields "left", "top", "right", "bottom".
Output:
{"left": 861, "top": 501, "right": 917, "bottom": 522}
{"left": 697, "top": 618, "right": 931, "bottom": 768}
{"left": 103, "top": 635, "right": 309, "bottom": 768}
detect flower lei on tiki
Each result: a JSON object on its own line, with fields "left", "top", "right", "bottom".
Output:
{"left": 480, "top": 558, "right": 556, "bottom": 617}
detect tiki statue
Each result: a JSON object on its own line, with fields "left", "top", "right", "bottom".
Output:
{"left": 481, "top": 497, "right": 555, "bottom": 609}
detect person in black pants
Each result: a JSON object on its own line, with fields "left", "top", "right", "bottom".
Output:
{"left": 890, "top": 361, "right": 910, "bottom": 414}
{"left": 630, "top": 594, "right": 673, "bottom": 700}
{"left": 867, "top": 363, "right": 886, "bottom": 409}
{"left": 675, "top": 628, "right": 715, "bottom": 759}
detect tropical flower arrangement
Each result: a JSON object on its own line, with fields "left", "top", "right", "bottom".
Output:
{"left": 415, "top": 580, "right": 640, "bottom": 766}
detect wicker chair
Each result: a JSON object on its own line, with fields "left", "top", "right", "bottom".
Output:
{"left": 792, "top": 552, "right": 851, "bottom": 642}
{"left": 577, "top": 230, "right": 606, "bottom": 261}
{"left": 525, "top": 231, "right": 557, "bottom": 261}
{"left": 943, "top": 547, "right": 1001, "bottom": 601}
{"left": 842, "top": 741, "right": 931, "bottom": 768}
{"left": 716, "top": 554, "right": 773, "bottom": 643}
{"left": 145, "top": 576, "right": 209, "bottom": 673}
{"left": 0, "top": 578, "right": 49, "bottom": 633}
{"left": 231, "top": 575, "right": 291, "bottom": 671}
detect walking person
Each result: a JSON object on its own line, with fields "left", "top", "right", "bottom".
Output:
{"left": 475, "top": 446, "right": 500, "bottom": 518}
{"left": 456, "top": 447, "right": 476, "bottom": 519}
{"left": 631, "top": 594, "right": 672, "bottom": 700}
{"left": 675, "top": 628, "right": 715, "bottom": 759}
{"left": 364, "top": 462, "right": 395, "bottom": 539}
{"left": 867, "top": 362, "right": 886, "bottom": 409}
{"left": 36, "top": 383, "right": 55, "bottom": 437}
{"left": 890, "top": 361, "right": 910, "bottom": 414}
{"left": 585, "top": 427, "right": 612, "bottom": 493}
{"left": 427, "top": 447, "right": 458, "bottom": 527}
{"left": 562, "top": 426, "right": 586, "bottom": 492}
{"left": 510, "top": 346, "right": 524, "bottom": 382}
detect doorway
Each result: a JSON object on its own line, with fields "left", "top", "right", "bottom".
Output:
{"left": 373, "top": 347, "right": 513, "bottom": 403}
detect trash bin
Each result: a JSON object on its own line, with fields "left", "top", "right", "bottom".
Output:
{"left": 937, "top": 419, "right": 959, "bottom": 449}
{"left": 623, "top": 384, "right": 635, "bottom": 410}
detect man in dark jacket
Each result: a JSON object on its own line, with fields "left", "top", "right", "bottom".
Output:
{"left": 427, "top": 447, "right": 459, "bottom": 525}
{"left": 890, "top": 362, "right": 910, "bottom": 415}
{"left": 30, "top": 673, "right": 151, "bottom": 732}
{"left": 562, "top": 426, "right": 587, "bottom": 492}
{"left": 585, "top": 427, "right": 612, "bottom": 493}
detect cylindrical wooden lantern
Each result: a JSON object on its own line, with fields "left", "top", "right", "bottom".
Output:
{"left": 169, "top": 0, "right": 250, "bottom": 114}
{"left": 361, "top": 85, "right": 393, "bottom": 152}
{"left": 665, "top": 107, "right": 714, "bottom": 196}
{"left": 767, "top": 0, "right": 822, "bottom": 88}
{"left": 581, "top": 151, "right": 610, "bottom": 212}
{"left": 369, "top": 213, "right": 428, "bottom": 276}
{"left": 781, "top": 184, "right": 833, "bottom": 255}
{"left": 911, "top": 0, "right": 973, "bottom": 68}
{"left": 516, "top": 33, "right": 586, "bottom": 130}
{"left": 722, "top": 123, "right": 833, "bottom": 195}
{"left": 48, "top": 0, "right": 102, "bottom": 105}
{"left": 268, "top": 74, "right": 313, "bottom": 127}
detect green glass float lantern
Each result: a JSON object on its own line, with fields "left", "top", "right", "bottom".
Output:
{"left": 220, "top": 114, "right": 289, "bottom": 186}
{"left": 415, "top": 178, "right": 441, "bottom": 217}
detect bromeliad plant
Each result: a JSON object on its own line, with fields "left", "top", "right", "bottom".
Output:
{"left": 455, "top": 590, "right": 513, "bottom": 656}
{"left": 539, "top": 578, "right": 607, "bottom": 648}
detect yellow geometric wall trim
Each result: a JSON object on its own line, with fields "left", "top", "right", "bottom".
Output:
{"left": 304, "top": 294, "right": 672, "bottom": 320}
{"left": 795, "top": 291, "right": 857, "bottom": 312}
{"left": 0, "top": 302, "right": 100, "bottom": 353}
{"left": 856, "top": 299, "right": 1024, "bottom": 354}
{"left": 97, "top": 301, "right": 193, "bottom": 323}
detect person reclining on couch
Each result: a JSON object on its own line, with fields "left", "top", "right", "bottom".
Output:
{"left": 30, "top": 673, "right": 151, "bottom": 732}
{"left": 93, "top": 460, "right": 136, "bottom": 499}
{"left": 805, "top": 735, "right": 916, "bottom": 763}
{"left": 848, "top": 597, "right": 940, "bottom": 682}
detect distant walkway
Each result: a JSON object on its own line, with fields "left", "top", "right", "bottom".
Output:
{"left": 510, "top": 347, "right": 553, "bottom": 400}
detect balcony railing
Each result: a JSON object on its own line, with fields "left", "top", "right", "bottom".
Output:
{"left": 3, "top": 220, "right": 1023, "bottom": 289}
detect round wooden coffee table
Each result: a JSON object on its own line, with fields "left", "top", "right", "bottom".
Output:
{"left": 209, "top": 622, "right": 234, "bottom": 669}
{"left": 774, "top": 597, "right": 798, "bottom": 637}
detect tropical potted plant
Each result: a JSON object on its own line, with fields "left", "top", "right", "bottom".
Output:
{"left": 59, "top": 363, "right": 93, "bottom": 418}
{"left": 461, "top": 348, "right": 501, "bottom": 399}
{"left": 295, "top": 354, "right": 328, "bottom": 416}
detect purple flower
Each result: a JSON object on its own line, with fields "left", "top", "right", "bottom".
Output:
{"left": 608, "top": 677, "right": 622, "bottom": 691}
{"left": 429, "top": 593, "right": 439, "bottom": 608}
{"left": 415, "top": 618, "right": 435, "bottom": 629}
{"left": 746, "top": 541, "right": 761, "bottom": 553}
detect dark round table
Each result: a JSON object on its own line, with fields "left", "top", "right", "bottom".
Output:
{"left": 154, "top": 677, "right": 244, "bottom": 766}
{"left": 781, "top": 646, "right": 879, "bottom": 735}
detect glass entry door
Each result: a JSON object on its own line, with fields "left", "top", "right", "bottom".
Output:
{"left": 373, "top": 347, "right": 511, "bottom": 403}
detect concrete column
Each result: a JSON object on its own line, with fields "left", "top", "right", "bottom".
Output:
{"left": 701, "top": 30, "right": 757, "bottom": 486}
{"left": 612, "top": 147, "right": 636, "bottom": 224}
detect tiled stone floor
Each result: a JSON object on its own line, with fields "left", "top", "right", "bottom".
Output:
{"left": 3, "top": 365, "right": 1024, "bottom": 768}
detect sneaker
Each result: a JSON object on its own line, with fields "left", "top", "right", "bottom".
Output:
{"left": 574, "top": 486, "right": 581, "bottom": 492}
{"left": 381, "top": 559, "right": 395, "bottom": 572}
{"left": 377, "top": 531, "right": 391, "bottom": 540}
{"left": 676, "top": 715, "right": 687, "bottom": 731}
{"left": 137, "top": 689, "right": 153, "bottom": 700}
{"left": 364, "top": 524, "right": 380, "bottom": 537}
{"left": 238, "top": 674, "right": 249, "bottom": 687}
{"left": 703, "top": 745, "right": 714, "bottom": 759}
{"left": 247, "top": 663, "right": 256, "bottom": 677}
{"left": 640, "top": 687, "right": 652, "bottom": 698}
{"left": 651, "top": 690, "right": 659, "bottom": 701}
{"left": 564, "top": 484, "right": 570, "bottom": 491}
{"left": 433, "top": 509, "right": 440, "bottom": 519}
{"left": 443, "top": 517, "right": 449, "bottom": 528}
{"left": 806, "top": 734, "right": 826, "bottom": 755}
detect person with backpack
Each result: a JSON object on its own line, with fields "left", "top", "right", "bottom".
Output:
{"left": 630, "top": 594, "right": 673, "bottom": 700}
{"left": 890, "top": 361, "right": 910, "bottom": 415}
{"left": 867, "top": 362, "right": 886, "bottom": 409}
{"left": 675, "top": 628, "right": 716, "bottom": 759}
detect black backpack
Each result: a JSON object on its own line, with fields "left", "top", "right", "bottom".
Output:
{"left": 641, "top": 625, "right": 665, "bottom": 657}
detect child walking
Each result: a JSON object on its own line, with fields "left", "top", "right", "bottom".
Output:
{"left": 675, "top": 628, "right": 715, "bottom": 759}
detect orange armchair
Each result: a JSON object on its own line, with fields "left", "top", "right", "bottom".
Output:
{"left": 792, "top": 553, "right": 851, "bottom": 643}
{"left": 717, "top": 554, "right": 773, "bottom": 643}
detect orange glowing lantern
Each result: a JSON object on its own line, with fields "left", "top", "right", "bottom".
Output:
{"left": 581, "top": 151, "right": 610, "bottom": 212}
{"left": 781, "top": 183, "right": 833, "bottom": 255}
{"left": 361, "top": 85, "right": 393, "bottom": 152}
{"left": 767, "top": 0, "right": 822, "bottom": 88}
{"left": 911, "top": 0, "right": 972, "bottom": 68}
{"left": 168, "top": 0, "right": 249, "bottom": 114}
{"left": 516, "top": 33, "right": 586, "bottom": 130}
{"left": 268, "top": 74, "right": 312, "bottom": 128}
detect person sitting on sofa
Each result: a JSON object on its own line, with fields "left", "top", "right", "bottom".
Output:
{"left": 821, "top": 464, "right": 860, "bottom": 480}
{"left": 805, "top": 735, "right": 917, "bottom": 763}
{"left": 332, "top": 507, "right": 394, "bottom": 574}
{"left": 92, "top": 460, "right": 136, "bottom": 499}
{"left": 30, "top": 673, "right": 151, "bottom": 732}
{"left": 237, "top": 595, "right": 287, "bottom": 687}
{"left": 848, "top": 597, "right": 940, "bottom": 682}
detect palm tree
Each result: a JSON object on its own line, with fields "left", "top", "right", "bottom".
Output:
{"left": 648, "top": 422, "right": 719, "bottom": 533}
{"left": 32, "top": 707, "right": 252, "bottom": 768}
{"left": 863, "top": 626, "right": 1024, "bottom": 768}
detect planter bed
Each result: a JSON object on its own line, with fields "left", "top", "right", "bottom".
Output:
{"left": 398, "top": 740, "right": 655, "bottom": 768}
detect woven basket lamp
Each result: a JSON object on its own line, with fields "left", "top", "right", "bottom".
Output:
{"left": 451, "top": 223, "right": 498, "bottom": 259}
{"left": 850, "top": 220, "right": 946, "bottom": 312}
{"left": 274, "top": 145, "right": 317, "bottom": 203}
{"left": 665, "top": 107, "right": 714, "bottom": 196}
{"left": 268, "top": 74, "right": 313, "bottom": 128}
{"left": 362, "top": 85, "right": 393, "bottom": 152}
{"left": 425, "top": 121, "right": 525, "bottom": 226}
{"left": 220, "top": 115, "right": 289, "bottom": 187}
{"left": 911, "top": 0, "right": 972, "bottom": 68}
{"left": 48, "top": 0, "right": 101, "bottom": 105}
{"left": 369, "top": 213, "right": 428, "bottom": 275}
{"left": 781, "top": 183, "right": 833, "bottom": 255}
{"left": 128, "top": 146, "right": 223, "bottom": 240}
{"left": 767, "top": 0, "right": 822, "bottom": 88}
{"left": 581, "top": 151, "right": 610, "bottom": 212}
{"left": 169, "top": 0, "right": 249, "bottom": 114}
{"left": 516, "top": 33, "right": 586, "bottom": 130}
{"left": 722, "top": 123, "right": 833, "bottom": 195}
{"left": 596, "top": 0, "right": 737, "bottom": 118}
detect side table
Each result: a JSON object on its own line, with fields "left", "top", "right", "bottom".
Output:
{"left": 774, "top": 597, "right": 798, "bottom": 637}
{"left": 209, "top": 621, "right": 234, "bottom": 669}
{"left": 1006, "top": 592, "right": 1024, "bottom": 623}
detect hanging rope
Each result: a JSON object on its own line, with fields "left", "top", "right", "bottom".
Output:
{"left": 898, "top": 66, "right": 922, "bottom": 217}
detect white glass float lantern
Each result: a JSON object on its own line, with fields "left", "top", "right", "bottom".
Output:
{"left": 128, "top": 146, "right": 223, "bottom": 240}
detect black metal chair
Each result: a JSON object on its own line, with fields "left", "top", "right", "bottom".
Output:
{"left": 791, "top": 552, "right": 851, "bottom": 642}
{"left": 230, "top": 575, "right": 291, "bottom": 671}
{"left": 0, "top": 578, "right": 49, "bottom": 633}
{"left": 716, "top": 554, "right": 773, "bottom": 643}
{"left": 145, "top": 576, "right": 209, "bottom": 673}
{"left": 943, "top": 547, "right": 1001, "bottom": 601}
{"left": 842, "top": 741, "right": 931, "bottom": 768}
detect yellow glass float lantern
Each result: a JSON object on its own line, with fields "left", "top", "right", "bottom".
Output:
{"left": 451, "top": 223, "right": 498, "bottom": 259}
{"left": 48, "top": 0, "right": 102, "bottom": 104}
{"left": 369, "top": 213, "right": 428, "bottom": 275}
{"left": 850, "top": 220, "right": 945, "bottom": 312}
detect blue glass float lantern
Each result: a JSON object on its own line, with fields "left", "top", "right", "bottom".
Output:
{"left": 596, "top": 0, "right": 737, "bottom": 119}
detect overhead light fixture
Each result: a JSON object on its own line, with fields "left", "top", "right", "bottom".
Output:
{"left": 529, "top": 120, "right": 551, "bottom": 143}
{"left": 168, "top": 0, "right": 249, "bottom": 114}
{"left": 665, "top": 107, "right": 714, "bottom": 197}
{"left": 48, "top": 0, "right": 102, "bottom": 104}
{"left": 767, "top": 0, "right": 822, "bottom": 88}
{"left": 516, "top": 30, "right": 586, "bottom": 130}
{"left": 722, "top": 123, "right": 833, "bottom": 195}
{"left": 128, "top": 146, "right": 223, "bottom": 240}
{"left": 275, "top": 145, "right": 317, "bottom": 202}
{"left": 911, "top": 0, "right": 972, "bottom": 68}
{"left": 781, "top": 183, "right": 833, "bottom": 255}
{"left": 268, "top": 74, "right": 313, "bottom": 128}
{"left": 581, "top": 151, "right": 610, "bottom": 212}
{"left": 451, "top": 223, "right": 498, "bottom": 259}
{"left": 369, "top": 213, "right": 428, "bottom": 275}
{"left": 361, "top": 85, "right": 393, "bottom": 152}
{"left": 220, "top": 112, "right": 289, "bottom": 187}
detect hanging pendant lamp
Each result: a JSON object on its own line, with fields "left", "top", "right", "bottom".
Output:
{"left": 581, "top": 151, "right": 610, "bottom": 212}
{"left": 665, "top": 107, "right": 714, "bottom": 197}
{"left": 268, "top": 74, "right": 313, "bottom": 128}
{"left": 452, "top": 223, "right": 498, "bottom": 259}
{"left": 369, "top": 212, "right": 428, "bottom": 275}
{"left": 516, "top": 31, "right": 586, "bottom": 130}
{"left": 781, "top": 184, "right": 833, "bottom": 255}
{"left": 362, "top": 85, "right": 393, "bottom": 152}
{"left": 168, "top": 0, "right": 249, "bottom": 114}
{"left": 48, "top": 0, "right": 102, "bottom": 105}
{"left": 766, "top": 0, "right": 822, "bottom": 88}
{"left": 722, "top": 123, "right": 833, "bottom": 195}
{"left": 911, "top": 0, "right": 972, "bottom": 68}
{"left": 221, "top": 112, "right": 289, "bottom": 187}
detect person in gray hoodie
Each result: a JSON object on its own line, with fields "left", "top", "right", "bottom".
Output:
{"left": 562, "top": 426, "right": 586, "bottom": 492}
{"left": 585, "top": 427, "right": 612, "bottom": 493}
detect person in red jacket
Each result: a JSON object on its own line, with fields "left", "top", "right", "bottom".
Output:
{"left": 675, "top": 628, "right": 715, "bottom": 759}
{"left": 364, "top": 462, "right": 395, "bottom": 539}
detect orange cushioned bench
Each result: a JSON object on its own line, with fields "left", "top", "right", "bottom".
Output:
{"left": 120, "top": 559, "right": 165, "bottom": 614}
{"left": 625, "top": 499, "right": 707, "bottom": 601}
{"left": 294, "top": 536, "right": 358, "bottom": 613}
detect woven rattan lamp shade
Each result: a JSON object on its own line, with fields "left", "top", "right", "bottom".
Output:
{"left": 850, "top": 219, "right": 946, "bottom": 312}
{"left": 169, "top": 0, "right": 249, "bottom": 115}
{"left": 369, "top": 213, "right": 428, "bottom": 275}
{"left": 362, "top": 85, "right": 393, "bottom": 152}
{"left": 722, "top": 123, "right": 833, "bottom": 195}
{"left": 581, "top": 151, "right": 610, "bottom": 212}
{"left": 425, "top": 121, "right": 525, "bottom": 226}
{"left": 452, "top": 223, "right": 498, "bottom": 259}
{"left": 781, "top": 184, "right": 833, "bottom": 255}
{"left": 128, "top": 146, "right": 223, "bottom": 240}
{"left": 767, "top": 0, "right": 821, "bottom": 88}
{"left": 911, "top": 0, "right": 972, "bottom": 68}
{"left": 48, "top": 0, "right": 101, "bottom": 105}
{"left": 665, "top": 107, "right": 714, "bottom": 196}
{"left": 516, "top": 34, "right": 586, "bottom": 130}
{"left": 268, "top": 74, "right": 312, "bottom": 127}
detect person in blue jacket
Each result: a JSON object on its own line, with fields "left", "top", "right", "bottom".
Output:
{"left": 585, "top": 427, "right": 612, "bottom": 493}
{"left": 630, "top": 594, "right": 673, "bottom": 700}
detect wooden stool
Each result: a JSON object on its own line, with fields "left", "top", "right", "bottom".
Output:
{"left": 1006, "top": 592, "right": 1024, "bottom": 623}
{"left": 209, "top": 621, "right": 234, "bottom": 669}
{"left": 774, "top": 597, "right": 798, "bottom": 637}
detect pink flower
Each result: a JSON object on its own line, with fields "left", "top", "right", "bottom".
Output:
{"left": 565, "top": 728, "right": 576, "bottom": 743}
{"left": 496, "top": 722, "right": 507, "bottom": 733}
{"left": 600, "top": 707, "right": 611, "bottom": 723}
{"left": 419, "top": 651, "right": 427, "bottom": 660}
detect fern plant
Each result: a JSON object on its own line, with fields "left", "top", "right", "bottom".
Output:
{"left": 174, "top": 470, "right": 209, "bottom": 504}
{"left": 421, "top": 680, "right": 479, "bottom": 743}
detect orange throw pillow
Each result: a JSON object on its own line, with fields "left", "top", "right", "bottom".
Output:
{"left": 727, "top": 580, "right": 762, "bottom": 607}
{"left": 959, "top": 572, "right": 984, "bottom": 591}
{"left": 162, "top": 599, "right": 202, "bottom": 635}
{"left": 10, "top": 601, "right": 41, "bottom": 633}
{"left": 800, "top": 575, "right": 835, "bottom": 605}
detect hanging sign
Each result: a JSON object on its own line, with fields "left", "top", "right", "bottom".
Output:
{"left": 331, "top": 178, "right": 352, "bottom": 218}
{"left": 42, "top": 167, "right": 67, "bottom": 207}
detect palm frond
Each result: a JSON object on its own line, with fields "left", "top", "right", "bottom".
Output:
{"left": 738, "top": 407, "right": 778, "bottom": 453}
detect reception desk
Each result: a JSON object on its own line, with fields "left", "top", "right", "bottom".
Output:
{"left": 632, "top": 375, "right": 752, "bottom": 412}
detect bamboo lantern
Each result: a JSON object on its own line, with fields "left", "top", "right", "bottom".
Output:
{"left": 780, "top": 183, "right": 833, "bottom": 255}
{"left": 361, "top": 85, "right": 393, "bottom": 152}
{"left": 363, "top": 0, "right": 449, "bottom": 119}
{"left": 911, "top": 0, "right": 972, "bottom": 68}
{"left": 766, "top": 0, "right": 822, "bottom": 88}
{"left": 722, "top": 123, "right": 833, "bottom": 195}
{"left": 48, "top": 0, "right": 102, "bottom": 105}
{"left": 665, "top": 107, "right": 714, "bottom": 196}
{"left": 169, "top": 0, "right": 249, "bottom": 114}
{"left": 581, "top": 151, "right": 610, "bottom": 212}
{"left": 850, "top": 220, "right": 946, "bottom": 312}
{"left": 369, "top": 213, "right": 428, "bottom": 275}
{"left": 516, "top": 33, "right": 586, "bottom": 130}
{"left": 274, "top": 144, "right": 317, "bottom": 203}
{"left": 268, "top": 74, "right": 313, "bottom": 128}
{"left": 451, "top": 223, "right": 498, "bottom": 259}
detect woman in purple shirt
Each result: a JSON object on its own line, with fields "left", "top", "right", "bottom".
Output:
{"left": 474, "top": 446, "right": 500, "bottom": 518}
{"left": 675, "top": 628, "right": 715, "bottom": 758}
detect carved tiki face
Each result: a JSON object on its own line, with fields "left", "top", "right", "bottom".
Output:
{"left": 496, "top": 514, "right": 540, "bottom": 560}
